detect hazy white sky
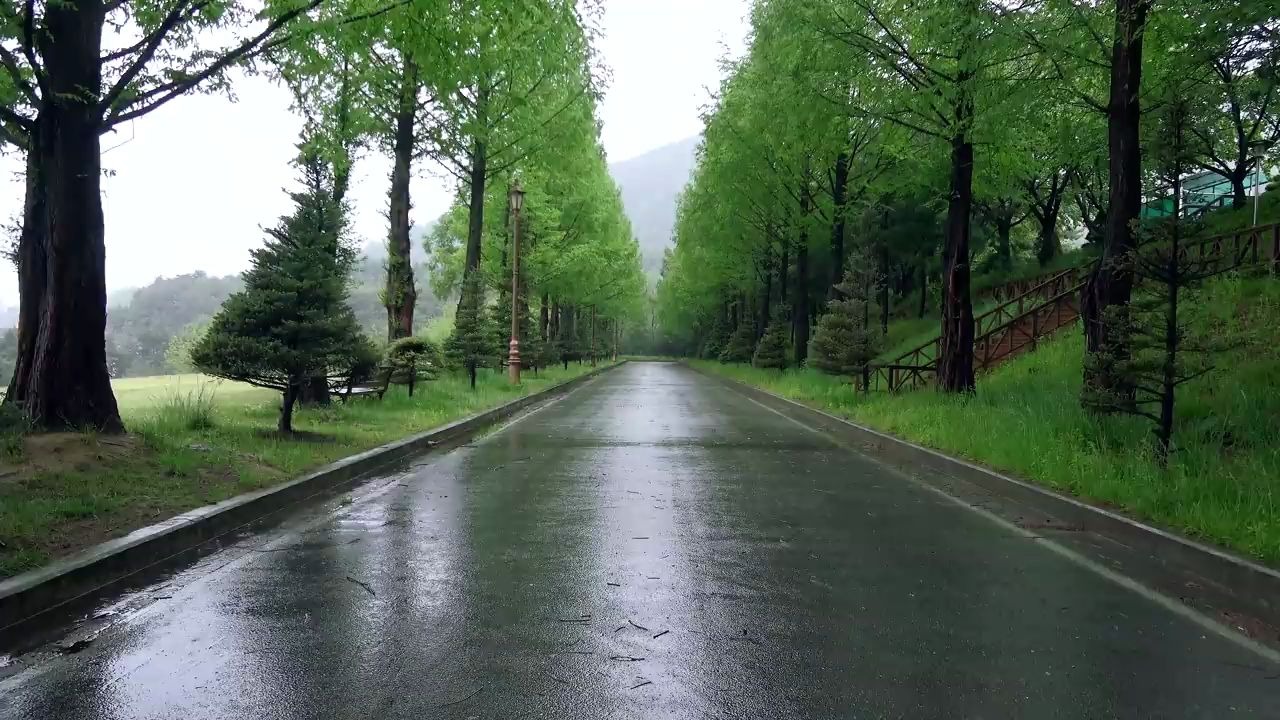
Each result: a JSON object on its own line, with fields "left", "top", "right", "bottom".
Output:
{"left": 0, "top": 0, "right": 749, "bottom": 306}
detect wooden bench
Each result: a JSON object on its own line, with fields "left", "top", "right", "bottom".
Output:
{"left": 339, "top": 362, "right": 435, "bottom": 402}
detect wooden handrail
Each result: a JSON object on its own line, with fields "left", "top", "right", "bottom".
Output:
{"left": 864, "top": 220, "right": 1279, "bottom": 392}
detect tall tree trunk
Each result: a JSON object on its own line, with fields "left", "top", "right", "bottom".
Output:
{"left": 385, "top": 57, "right": 418, "bottom": 341}
{"left": 1030, "top": 171, "right": 1068, "bottom": 266}
{"left": 938, "top": 130, "right": 977, "bottom": 393}
{"left": 759, "top": 252, "right": 772, "bottom": 339}
{"left": 918, "top": 263, "right": 928, "bottom": 319}
{"left": 829, "top": 152, "right": 849, "bottom": 297}
{"left": 1035, "top": 203, "right": 1062, "bottom": 266}
{"left": 1155, "top": 145, "right": 1186, "bottom": 465}
{"left": 7, "top": 147, "right": 45, "bottom": 398}
{"left": 279, "top": 383, "right": 298, "bottom": 434}
{"left": 879, "top": 242, "right": 890, "bottom": 334}
{"left": 6, "top": 0, "right": 123, "bottom": 432}
{"left": 539, "top": 293, "right": 550, "bottom": 340}
{"left": 1083, "top": 0, "right": 1149, "bottom": 397}
{"left": 792, "top": 213, "right": 810, "bottom": 367}
{"left": 778, "top": 238, "right": 788, "bottom": 311}
{"left": 995, "top": 214, "right": 1013, "bottom": 269}
{"left": 465, "top": 138, "right": 488, "bottom": 274}
{"left": 1229, "top": 168, "right": 1248, "bottom": 210}
{"left": 332, "top": 58, "right": 354, "bottom": 206}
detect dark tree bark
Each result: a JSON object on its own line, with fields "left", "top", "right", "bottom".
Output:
{"left": 1191, "top": 56, "right": 1276, "bottom": 211}
{"left": 879, "top": 242, "right": 890, "bottom": 335}
{"left": 539, "top": 293, "right": 550, "bottom": 340}
{"left": 331, "top": 59, "right": 354, "bottom": 206}
{"left": 5, "top": 0, "right": 123, "bottom": 432}
{"left": 938, "top": 129, "right": 977, "bottom": 394}
{"left": 829, "top": 152, "right": 849, "bottom": 297}
{"left": 1083, "top": 0, "right": 1150, "bottom": 397}
{"left": 385, "top": 57, "right": 418, "bottom": 341}
{"left": 995, "top": 215, "right": 1013, "bottom": 268}
{"left": 1028, "top": 170, "right": 1071, "bottom": 266}
{"left": 778, "top": 237, "right": 788, "bottom": 310}
{"left": 917, "top": 263, "right": 928, "bottom": 319}
{"left": 7, "top": 147, "right": 45, "bottom": 400}
{"left": 464, "top": 138, "right": 488, "bottom": 275}
{"left": 279, "top": 383, "right": 299, "bottom": 434}
{"left": 978, "top": 198, "right": 1024, "bottom": 271}
{"left": 1228, "top": 169, "right": 1248, "bottom": 210}
{"left": 792, "top": 199, "right": 810, "bottom": 367}
{"left": 759, "top": 250, "right": 772, "bottom": 339}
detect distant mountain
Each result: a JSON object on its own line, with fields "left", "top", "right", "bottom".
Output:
{"left": 610, "top": 136, "right": 700, "bottom": 278}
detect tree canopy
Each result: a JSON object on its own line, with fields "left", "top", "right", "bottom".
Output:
{"left": 656, "top": 0, "right": 1277, "bottom": 398}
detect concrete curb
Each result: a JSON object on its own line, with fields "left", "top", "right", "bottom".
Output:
{"left": 686, "top": 363, "right": 1280, "bottom": 627}
{"left": 0, "top": 362, "right": 623, "bottom": 631}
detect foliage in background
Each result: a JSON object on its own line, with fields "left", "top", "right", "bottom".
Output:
{"left": 810, "top": 262, "right": 880, "bottom": 377}
{"left": 445, "top": 273, "right": 497, "bottom": 388}
{"left": 752, "top": 317, "right": 790, "bottom": 370}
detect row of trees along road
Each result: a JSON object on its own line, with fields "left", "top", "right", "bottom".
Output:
{"left": 657, "top": 0, "right": 1277, "bottom": 397}
{"left": 0, "top": 0, "right": 645, "bottom": 432}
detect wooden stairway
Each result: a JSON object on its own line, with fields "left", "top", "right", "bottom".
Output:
{"left": 865, "top": 222, "right": 1280, "bottom": 392}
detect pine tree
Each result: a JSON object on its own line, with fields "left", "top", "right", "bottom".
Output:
{"left": 491, "top": 286, "right": 537, "bottom": 372}
{"left": 384, "top": 336, "right": 444, "bottom": 396}
{"left": 753, "top": 314, "right": 790, "bottom": 370}
{"left": 555, "top": 306, "right": 584, "bottom": 369}
{"left": 446, "top": 272, "right": 497, "bottom": 388}
{"left": 700, "top": 316, "right": 732, "bottom": 360}
{"left": 810, "top": 260, "right": 880, "bottom": 376}
{"left": 720, "top": 322, "right": 756, "bottom": 363}
{"left": 1082, "top": 95, "right": 1222, "bottom": 465}
{"left": 193, "top": 158, "right": 375, "bottom": 434}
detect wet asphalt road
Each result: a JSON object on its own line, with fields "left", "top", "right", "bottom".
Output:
{"left": 2, "top": 362, "right": 1279, "bottom": 718}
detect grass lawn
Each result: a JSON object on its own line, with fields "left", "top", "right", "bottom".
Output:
{"left": 696, "top": 274, "right": 1280, "bottom": 566}
{"left": 0, "top": 362, "right": 610, "bottom": 579}
{"left": 112, "top": 373, "right": 276, "bottom": 414}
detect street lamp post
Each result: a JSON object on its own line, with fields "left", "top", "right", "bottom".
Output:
{"left": 1248, "top": 138, "right": 1270, "bottom": 227}
{"left": 508, "top": 179, "right": 525, "bottom": 384}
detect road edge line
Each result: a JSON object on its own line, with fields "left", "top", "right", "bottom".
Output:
{"left": 684, "top": 362, "right": 1280, "bottom": 631}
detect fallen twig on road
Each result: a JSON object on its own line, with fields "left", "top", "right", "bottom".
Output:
{"left": 439, "top": 687, "right": 483, "bottom": 708}
{"left": 629, "top": 680, "right": 653, "bottom": 690}
{"left": 557, "top": 614, "right": 592, "bottom": 623}
{"left": 628, "top": 619, "right": 649, "bottom": 631}
{"left": 652, "top": 630, "right": 669, "bottom": 639}
{"left": 345, "top": 575, "right": 376, "bottom": 597}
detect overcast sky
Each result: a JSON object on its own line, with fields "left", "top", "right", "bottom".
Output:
{"left": 0, "top": 0, "right": 749, "bottom": 307}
